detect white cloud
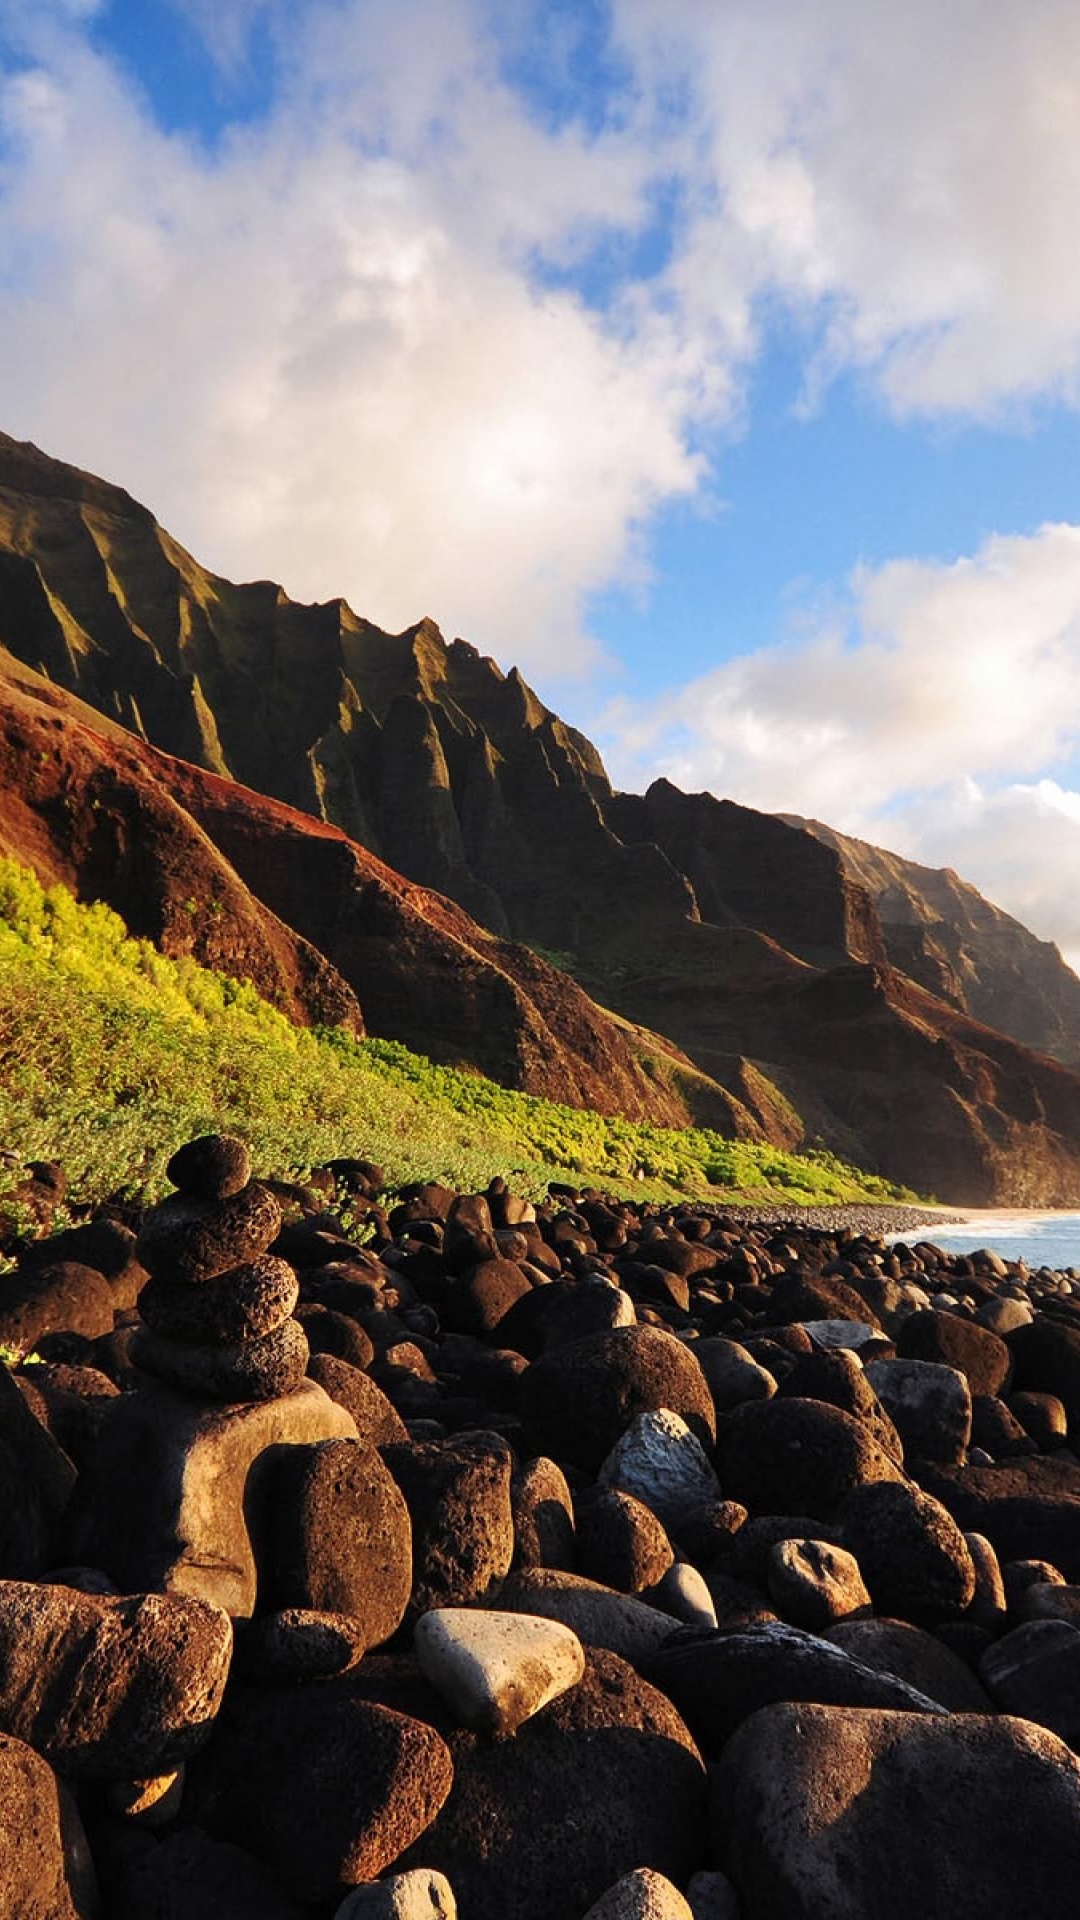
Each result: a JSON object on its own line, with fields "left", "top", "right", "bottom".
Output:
{"left": 597, "top": 523, "right": 1080, "bottom": 969}
{"left": 613, "top": 0, "right": 1080, "bottom": 420}
{"left": 0, "top": 2, "right": 701, "bottom": 672}
{"left": 3, "top": 0, "right": 1080, "bottom": 680}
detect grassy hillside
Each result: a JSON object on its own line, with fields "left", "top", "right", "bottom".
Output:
{"left": 0, "top": 858, "right": 920, "bottom": 1210}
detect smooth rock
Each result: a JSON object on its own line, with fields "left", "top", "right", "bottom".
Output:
{"left": 767, "top": 1537, "right": 871, "bottom": 1630}
{"left": 718, "top": 1703, "right": 1080, "bottom": 1920}
{"left": 865, "top": 1357, "right": 972, "bottom": 1465}
{"left": 67, "top": 1376, "right": 357, "bottom": 1615}
{"left": 645, "top": 1622, "right": 944, "bottom": 1757}
{"left": 582, "top": 1868, "right": 693, "bottom": 1919}
{"left": 0, "top": 1580, "right": 231, "bottom": 1776}
{"left": 686, "top": 1872, "right": 739, "bottom": 1920}
{"left": 646, "top": 1562, "right": 718, "bottom": 1630}
{"left": 102, "top": 1825, "right": 300, "bottom": 1920}
{"left": 598, "top": 1408, "right": 720, "bottom": 1534}
{"left": 496, "top": 1569, "right": 681, "bottom": 1666}
{"left": 262, "top": 1438, "right": 412, "bottom": 1647}
{"left": 335, "top": 1871, "right": 457, "bottom": 1919}
{"left": 414, "top": 1607, "right": 585, "bottom": 1735}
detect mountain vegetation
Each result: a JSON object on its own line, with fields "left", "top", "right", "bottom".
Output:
{"left": 0, "top": 856, "right": 917, "bottom": 1211}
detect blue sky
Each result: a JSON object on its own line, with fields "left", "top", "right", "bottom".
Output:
{"left": 3, "top": 0, "right": 1080, "bottom": 963}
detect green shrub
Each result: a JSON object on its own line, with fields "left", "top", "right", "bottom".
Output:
{"left": 0, "top": 857, "right": 921, "bottom": 1210}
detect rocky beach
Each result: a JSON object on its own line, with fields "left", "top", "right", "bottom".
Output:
{"left": 3, "top": 1135, "right": 1080, "bottom": 1916}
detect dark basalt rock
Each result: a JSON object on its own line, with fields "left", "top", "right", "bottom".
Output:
{"left": 182, "top": 1684, "right": 454, "bottom": 1904}
{"left": 395, "top": 1648, "right": 706, "bottom": 1920}
{"left": 131, "top": 1318, "right": 309, "bottom": 1403}
{"left": 136, "top": 1185, "right": 283, "bottom": 1287}
{"left": 260, "top": 1438, "right": 412, "bottom": 1647}
{"left": 519, "top": 1325, "right": 715, "bottom": 1475}
{"left": 166, "top": 1133, "right": 252, "bottom": 1201}
{"left": 382, "top": 1432, "right": 515, "bottom": 1618}
{"left": 718, "top": 1703, "right": 1080, "bottom": 1920}
{"left": 138, "top": 1257, "right": 298, "bottom": 1347}
{"left": 715, "top": 1396, "right": 906, "bottom": 1520}
{"left": 306, "top": 1354, "right": 410, "bottom": 1445}
{"left": 837, "top": 1480, "right": 977, "bottom": 1623}
{"left": 0, "top": 1733, "right": 96, "bottom": 1918}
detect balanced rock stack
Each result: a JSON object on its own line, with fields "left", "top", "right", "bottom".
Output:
{"left": 132, "top": 1134, "right": 309, "bottom": 1402}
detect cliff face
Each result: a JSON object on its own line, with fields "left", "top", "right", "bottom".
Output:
{"left": 0, "top": 648, "right": 747, "bottom": 1137}
{"left": 2, "top": 429, "right": 1080, "bottom": 1203}
{"left": 787, "top": 817, "right": 1080, "bottom": 1069}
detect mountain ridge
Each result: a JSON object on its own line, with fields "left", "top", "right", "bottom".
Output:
{"left": 1, "top": 428, "right": 1079, "bottom": 1204}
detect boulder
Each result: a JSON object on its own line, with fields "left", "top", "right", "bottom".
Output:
{"left": 495, "top": 1280, "right": 635, "bottom": 1362}
{"left": 511, "top": 1456, "right": 577, "bottom": 1572}
{"left": 414, "top": 1607, "right": 585, "bottom": 1735}
{"left": 582, "top": 1869, "right": 693, "bottom": 1919}
{"left": 776, "top": 1347, "right": 903, "bottom": 1461}
{"left": 519, "top": 1327, "right": 715, "bottom": 1476}
{"left": 897, "top": 1309, "right": 1011, "bottom": 1397}
{"left": 136, "top": 1184, "right": 282, "bottom": 1286}
{"left": 1010, "top": 1319, "right": 1080, "bottom": 1436}
{"left": 0, "top": 1359, "right": 76, "bottom": 1577}
{"left": 824, "top": 1617, "right": 994, "bottom": 1711}
{"left": 382, "top": 1433, "right": 514, "bottom": 1618}
{"left": 0, "top": 1733, "right": 97, "bottom": 1918}
{"left": 307, "top": 1354, "right": 410, "bottom": 1445}
{"left": 718, "top": 1703, "right": 1080, "bottom": 1920}
{"left": 0, "top": 1580, "right": 231, "bottom": 1776}
{"left": 837, "top": 1481, "right": 976, "bottom": 1622}
{"left": 496, "top": 1569, "right": 680, "bottom": 1666}
{"left": 576, "top": 1488, "right": 673, "bottom": 1594}
{"left": 767, "top": 1538, "right": 871, "bottom": 1630}
{"left": 132, "top": 1317, "right": 309, "bottom": 1402}
{"left": 166, "top": 1133, "right": 252, "bottom": 1199}
{"left": 692, "top": 1338, "right": 776, "bottom": 1414}
{"left": 137, "top": 1257, "right": 298, "bottom": 1346}
{"left": 99, "top": 1825, "right": 301, "bottom": 1920}
{"left": 598, "top": 1409, "right": 720, "bottom": 1534}
{"left": 397, "top": 1648, "right": 706, "bottom": 1920}
{"left": 67, "top": 1376, "right": 357, "bottom": 1614}
{"left": 0, "top": 1260, "right": 116, "bottom": 1354}
{"left": 183, "top": 1684, "right": 454, "bottom": 1904}
{"left": 865, "top": 1357, "right": 971, "bottom": 1465}
{"left": 916, "top": 1456, "right": 1080, "bottom": 1581}
{"left": 261, "top": 1439, "right": 412, "bottom": 1646}
{"left": 235, "top": 1608, "right": 368, "bottom": 1684}
{"left": 980, "top": 1619, "right": 1080, "bottom": 1747}
{"left": 645, "top": 1622, "right": 943, "bottom": 1757}
{"left": 716, "top": 1397, "right": 905, "bottom": 1520}
{"left": 334, "top": 1872, "right": 457, "bottom": 1919}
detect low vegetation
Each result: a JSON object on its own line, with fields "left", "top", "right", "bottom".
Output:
{"left": 0, "top": 858, "right": 920, "bottom": 1210}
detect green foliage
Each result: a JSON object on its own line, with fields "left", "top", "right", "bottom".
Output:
{"left": 0, "top": 857, "right": 920, "bottom": 1210}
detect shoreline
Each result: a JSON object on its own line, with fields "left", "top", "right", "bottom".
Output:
{"left": 696, "top": 1201, "right": 967, "bottom": 1235}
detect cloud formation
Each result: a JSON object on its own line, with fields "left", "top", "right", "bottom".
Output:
{"left": 598, "top": 524, "right": 1080, "bottom": 968}
{"left": 3, "top": 0, "right": 1080, "bottom": 669}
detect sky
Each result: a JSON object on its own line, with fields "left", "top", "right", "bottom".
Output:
{"left": 2, "top": 2, "right": 1080, "bottom": 968}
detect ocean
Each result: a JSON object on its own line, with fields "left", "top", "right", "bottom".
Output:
{"left": 893, "top": 1212, "right": 1080, "bottom": 1273}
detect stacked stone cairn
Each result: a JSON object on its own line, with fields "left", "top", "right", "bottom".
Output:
{"left": 132, "top": 1134, "right": 308, "bottom": 1401}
